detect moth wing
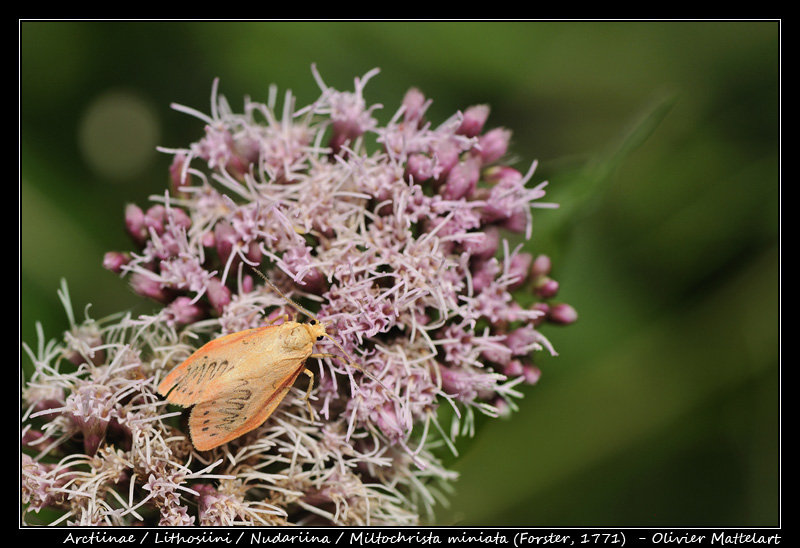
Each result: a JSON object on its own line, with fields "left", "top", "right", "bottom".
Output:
{"left": 188, "top": 364, "right": 307, "bottom": 451}
{"left": 157, "top": 327, "right": 271, "bottom": 406}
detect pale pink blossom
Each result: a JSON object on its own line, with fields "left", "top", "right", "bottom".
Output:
{"left": 23, "top": 68, "right": 576, "bottom": 526}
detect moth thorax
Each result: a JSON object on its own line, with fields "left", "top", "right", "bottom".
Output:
{"left": 280, "top": 324, "right": 311, "bottom": 350}
{"left": 280, "top": 323, "right": 323, "bottom": 349}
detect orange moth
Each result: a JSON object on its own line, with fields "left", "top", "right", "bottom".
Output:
{"left": 158, "top": 269, "right": 379, "bottom": 451}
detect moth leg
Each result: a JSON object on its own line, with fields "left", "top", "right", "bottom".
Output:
{"left": 264, "top": 313, "right": 293, "bottom": 326}
{"left": 302, "top": 368, "right": 315, "bottom": 419}
{"left": 310, "top": 352, "right": 339, "bottom": 360}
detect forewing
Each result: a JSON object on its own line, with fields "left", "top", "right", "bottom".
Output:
{"left": 158, "top": 322, "right": 319, "bottom": 450}
{"left": 188, "top": 365, "right": 306, "bottom": 451}
{"left": 157, "top": 327, "right": 268, "bottom": 406}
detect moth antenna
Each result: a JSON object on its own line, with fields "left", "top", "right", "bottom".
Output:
{"left": 251, "top": 267, "right": 318, "bottom": 321}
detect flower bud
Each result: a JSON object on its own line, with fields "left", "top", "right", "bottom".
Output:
{"left": 534, "top": 277, "right": 560, "bottom": 299}
{"left": 206, "top": 277, "right": 231, "bottom": 315}
{"left": 430, "top": 140, "right": 460, "bottom": 180}
{"left": 463, "top": 226, "right": 499, "bottom": 261}
{"left": 477, "top": 127, "right": 511, "bottom": 164}
{"left": 407, "top": 153, "right": 436, "bottom": 182}
{"left": 457, "top": 104, "right": 490, "bottom": 137}
{"left": 442, "top": 157, "right": 480, "bottom": 200}
{"left": 166, "top": 296, "right": 205, "bottom": 326}
{"left": 402, "top": 88, "right": 428, "bottom": 123}
{"left": 503, "top": 359, "right": 525, "bottom": 377}
{"left": 169, "top": 153, "right": 192, "bottom": 195}
{"left": 130, "top": 272, "right": 170, "bottom": 302}
{"left": 214, "top": 221, "right": 236, "bottom": 266}
{"left": 523, "top": 365, "right": 541, "bottom": 385}
{"left": 102, "top": 251, "right": 131, "bottom": 273}
{"left": 144, "top": 205, "right": 167, "bottom": 235}
{"left": 531, "top": 254, "right": 552, "bottom": 278}
{"left": 549, "top": 303, "right": 578, "bottom": 325}
{"left": 507, "top": 252, "right": 532, "bottom": 290}
{"left": 500, "top": 208, "right": 529, "bottom": 233}
{"left": 124, "top": 203, "right": 148, "bottom": 246}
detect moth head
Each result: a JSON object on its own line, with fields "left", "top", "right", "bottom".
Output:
{"left": 306, "top": 319, "right": 327, "bottom": 342}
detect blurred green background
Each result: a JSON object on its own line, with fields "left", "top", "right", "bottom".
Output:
{"left": 20, "top": 22, "right": 779, "bottom": 526}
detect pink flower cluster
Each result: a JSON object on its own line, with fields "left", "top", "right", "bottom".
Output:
{"left": 22, "top": 67, "right": 576, "bottom": 526}
{"left": 106, "top": 67, "right": 576, "bottom": 448}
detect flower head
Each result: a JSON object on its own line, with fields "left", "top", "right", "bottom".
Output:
{"left": 22, "top": 67, "right": 576, "bottom": 526}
